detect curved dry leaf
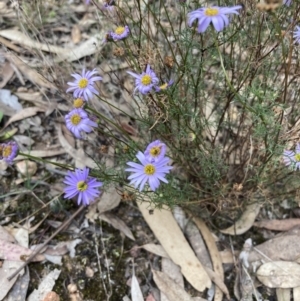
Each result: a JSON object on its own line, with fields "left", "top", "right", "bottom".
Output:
{"left": 137, "top": 201, "right": 211, "bottom": 292}
{"left": 254, "top": 219, "right": 300, "bottom": 231}
{"left": 0, "top": 226, "right": 15, "bottom": 242}
{"left": 62, "top": 33, "right": 104, "bottom": 62}
{"left": 0, "top": 62, "right": 14, "bottom": 88}
{"left": 219, "top": 249, "right": 237, "bottom": 264}
{"left": 3, "top": 107, "right": 45, "bottom": 130}
{"left": 5, "top": 266, "right": 30, "bottom": 301}
{"left": 16, "top": 149, "right": 66, "bottom": 160}
{"left": 220, "top": 202, "right": 261, "bottom": 235}
{"left": 192, "top": 216, "right": 228, "bottom": 301}
{"left": 161, "top": 258, "right": 184, "bottom": 301}
{"left": 0, "top": 239, "right": 44, "bottom": 261}
{"left": 140, "top": 244, "right": 169, "bottom": 258}
{"left": 14, "top": 91, "right": 58, "bottom": 116}
{"left": 0, "top": 36, "right": 22, "bottom": 53}
{"left": 0, "top": 29, "right": 66, "bottom": 54}
{"left": 97, "top": 185, "right": 121, "bottom": 214}
{"left": 56, "top": 123, "right": 97, "bottom": 168}
{"left": 4, "top": 53, "right": 57, "bottom": 89}
{"left": 152, "top": 270, "right": 207, "bottom": 301}
{"left": 204, "top": 267, "right": 230, "bottom": 300}
{"left": 256, "top": 261, "right": 300, "bottom": 288}
{"left": 0, "top": 261, "right": 23, "bottom": 300}
{"left": 131, "top": 274, "right": 144, "bottom": 301}
{"left": 100, "top": 213, "right": 135, "bottom": 241}
{"left": 71, "top": 25, "right": 81, "bottom": 44}
{"left": 248, "top": 233, "right": 300, "bottom": 264}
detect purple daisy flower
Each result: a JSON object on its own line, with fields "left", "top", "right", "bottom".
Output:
{"left": 85, "top": 0, "right": 90, "bottom": 4}
{"left": 188, "top": 5, "right": 242, "bottom": 33}
{"left": 155, "top": 80, "right": 174, "bottom": 92}
{"left": 126, "top": 151, "right": 173, "bottom": 191}
{"left": 64, "top": 167, "right": 103, "bottom": 206}
{"left": 127, "top": 64, "right": 159, "bottom": 94}
{"left": 144, "top": 140, "right": 167, "bottom": 163}
{"left": 0, "top": 141, "right": 18, "bottom": 164}
{"left": 293, "top": 26, "right": 300, "bottom": 44}
{"left": 283, "top": 143, "right": 300, "bottom": 170}
{"left": 66, "top": 69, "right": 102, "bottom": 101}
{"left": 65, "top": 108, "right": 98, "bottom": 139}
{"left": 283, "top": 0, "right": 292, "bottom": 6}
{"left": 110, "top": 25, "right": 130, "bottom": 41}
{"left": 103, "top": 1, "right": 114, "bottom": 11}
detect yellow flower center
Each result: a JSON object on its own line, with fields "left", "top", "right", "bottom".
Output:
{"left": 73, "top": 98, "right": 84, "bottom": 108}
{"left": 159, "top": 83, "right": 168, "bottom": 90}
{"left": 295, "top": 154, "right": 300, "bottom": 162}
{"left": 205, "top": 7, "right": 219, "bottom": 16}
{"left": 141, "top": 75, "right": 152, "bottom": 86}
{"left": 150, "top": 146, "right": 161, "bottom": 157}
{"left": 78, "top": 78, "right": 88, "bottom": 89}
{"left": 115, "top": 26, "right": 125, "bottom": 35}
{"left": 144, "top": 164, "right": 156, "bottom": 175}
{"left": 3, "top": 145, "right": 12, "bottom": 157}
{"left": 77, "top": 180, "right": 88, "bottom": 191}
{"left": 70, "top": 114, "right": 81, "bottom": 125}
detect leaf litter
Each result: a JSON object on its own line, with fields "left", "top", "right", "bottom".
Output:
{"left": 1, "top": 1, "right": 300, "bottom": 300}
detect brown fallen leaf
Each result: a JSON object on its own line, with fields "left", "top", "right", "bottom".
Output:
{"left": 140, "top": 243, "right": 169, "bottom": 258}
{"left": 0, "top": 61, "right": 14, "bottom": 88}
{"left": 16, "top": 160, "right": 38, "bottom": 176}
{"left": 3, "top": 53, "right": 57, "bottom": 89}
{"left": 220, "top": 202, "right": 261, "bottom": 235}
{"left": 0, "top": 239, "right": 44, "bottom": 261}
{"left": 86, "top": 185, "right": 120, "bottom": 222}
{"left": 257, "top": 261, "right": 300, "bottom": 288}
{"left": 98, "top": 186, "right": 121, "bottom": 213}
{"left": 161, "top": 258, "right": 184, "bottom": 301}
{"left": 16, "top": 149, "right": 66, "bottom": 161}
{"left": 2, "top": 106, "right": 45, "bottom": 130}
{"left": 219, "top": 249, "right": 237, "bottom": 264}
{"left": 192, "top": 216, "right": 228, "bottom": 301}
{"left": 100, "top": 213, "right": 135, "bottom": 241}
{"left": 0, "top": 260, "right": 22, "bottom": 300}
{"left": 152, "top": 270, "right": 207, "bottom": 301}
{"left": 0, "top": 29, "right": 66, "bottom": 55}
{"left": 0, "top": 228, "right": 31, "bottom": 299}
{"left": 14, "top": 91, "right": 58, "bottom": 116}
{"left": 0, "top": 36, "right": 22, "bottom": 53}
{"left": 61, "top": 33, "right": 104, "bottom": 62}
{"left": 71, "top": 25, "right": 81, "bottom": 44}
{"left": 137, "top": 201, "right": 211, "bottom": 292}
{"left": 5, "top": 266, "right": 30, "bottom": 301}
{"left": 0, "top": 225, "right": 15, "bottom": 242}
{"left": 247, "top": 226, "right": 300, "bottom": 266}
{"left": 204, "top": 267, "right": 230, "bottom": 300}
{"left": 56, "top": 123, "right": 97, "bottom": 168}
{"left": 254, "top": 218, "right": 300, "bottom": 231}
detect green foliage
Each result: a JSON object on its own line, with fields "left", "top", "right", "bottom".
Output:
{"left": 13, "top": 0, "right": 300, "bottom": 217}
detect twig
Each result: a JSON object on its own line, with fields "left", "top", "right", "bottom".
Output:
{"left": 7, "top": 205, "right": 85, "bottom": 281}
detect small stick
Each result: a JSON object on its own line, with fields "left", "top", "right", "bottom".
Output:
{"left": 7, "top": 205, "right": 85, "bottom": 281}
